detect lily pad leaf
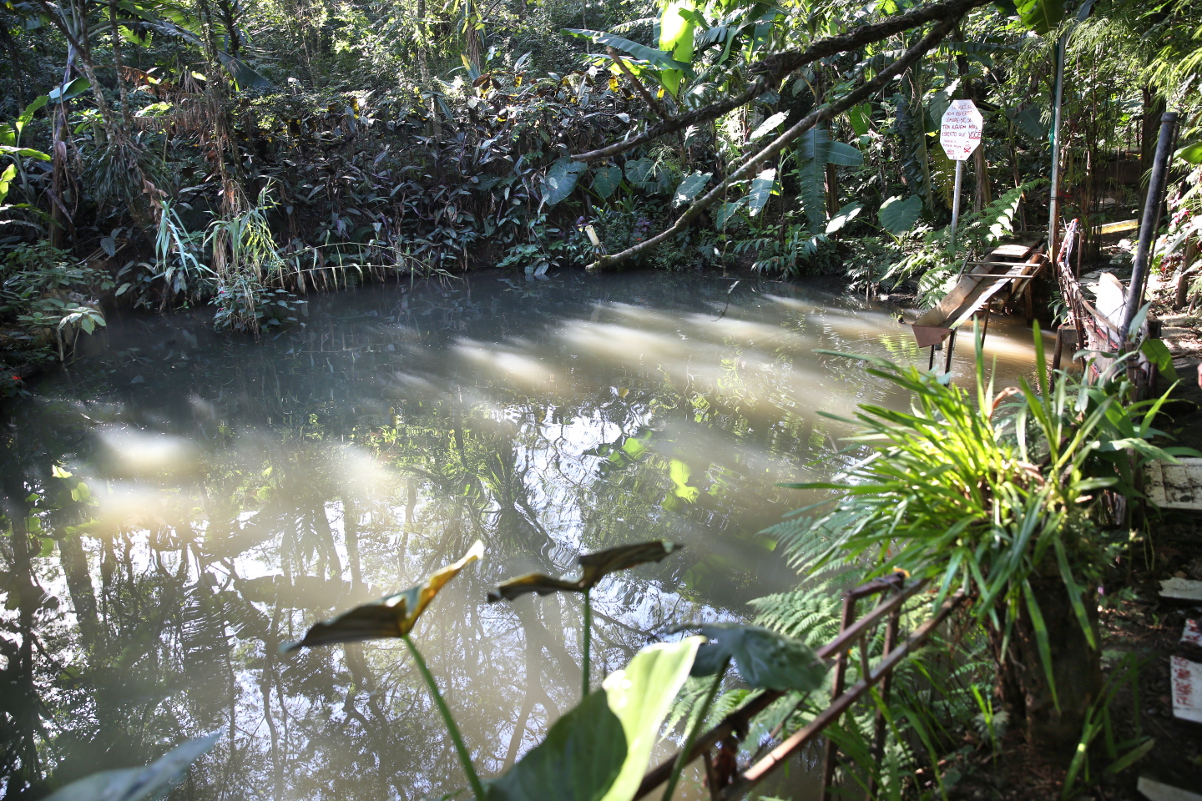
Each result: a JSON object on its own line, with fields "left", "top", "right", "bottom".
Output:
{"left": 488, "top": 689, "right": 626, "bottom": 801}
{"left": 281, "top": 540, "right": 484, "bottom": 652}
{"left": 487, "top": 540, "right": 681, "bottom": 602}
{"left": 42, "top": 731, "right": 221, "bottom": 801}
{"left": 599, "top": 637, "right": 702, "bottom": 801}
{"left": 686, "top": 623, "right": 828, "bottom": 691}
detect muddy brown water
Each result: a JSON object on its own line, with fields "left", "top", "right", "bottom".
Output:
{"left": 0, "top": 271, "right": 1046, "bottom": 800}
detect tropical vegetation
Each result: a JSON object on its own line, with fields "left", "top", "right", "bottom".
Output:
{"left": 3, "top": 0, "right": 1202, "bottom": 796}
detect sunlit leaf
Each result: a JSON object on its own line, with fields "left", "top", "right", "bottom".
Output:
{"left": 488, "top": 689, "right": 626, "bottom": 801}
{"left": 487, "top": 540, "right": 680, "bottom": 601}
{"left": 48, "top": 77, "right": 90, "bottom": 104}
{"left": 1179, "top": 142, "right": 1202, "bottom": 164}
{"left": 826, "top": 201, "right": 863, "bottom": 235}
{"left": 1015, "top": 0, "right": 1064, "bottom": 35}
{"left": 685, "top": 623, "right": 828, "bottom": 691}
{"left": 564, "top": 29, "right": 692, "bottom": 76}
{"left": 747, "top": 168, "right": 775, "bottom": 217}
{"left": 281, "top": 540, "right": 483, "bottom": 652}
{"left": 748, "top": 111, "right": 788, "bottom": 143}
{"left": 1139, "top": 338, "right": 1177, "bottom": 382}
{"left": 42, "top": 732, "right": 221, "bottom": 801}
{"left": 847, "top": 103, "right": 871, "bottom": 136}
{"left": 598, "top": 637, "right": 702, "bottom": 801}
{"left": 672, "top": 171, "right": 711, "bottom": 207}
{"left": 879, "top": 195, "right": 923, "bottom": 234}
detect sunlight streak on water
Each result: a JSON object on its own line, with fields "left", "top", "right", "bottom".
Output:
{"left": 8, "top": 271, "right": 1042, "bottom": 801}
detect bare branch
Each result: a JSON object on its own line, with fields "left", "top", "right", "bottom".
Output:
{"left": 608, "top": 47, "right": 672, "bottom": 122}
{"left": 572, "top": 0, "right": 995, "bottom": 163}
{"left": 587, "top": 15, "right": 961, "bottom": 272}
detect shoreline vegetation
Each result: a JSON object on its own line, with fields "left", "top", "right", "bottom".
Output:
{"left": 3, "top": 0, "right": 1202, "bottom": 798}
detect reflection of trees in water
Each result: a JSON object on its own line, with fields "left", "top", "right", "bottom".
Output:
{"left": 0, "top": 276, "right": 901, "bottom": 799}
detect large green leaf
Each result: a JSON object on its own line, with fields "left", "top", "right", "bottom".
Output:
{"left": 42, "top": 732, "right": 221, "bottom": 801}
{"left": 659, "top": 0, "right": 697, "bottom": 95}
{"left": 281, "top": 540, "right": 483, "bottom": 652}
{"left": 216, "top": 53, "right": 272, "bottom": 89}
{"left": 543, "top": 158, "right": 588, "bottom": 206}
{"left": 748, "top": 111, "right": 788, "bottom": 143}
{"left": 847, "top": 103, "right": 872, "bottom": 137}
{"left": 599, "top": 637, "right": 703, "bottom": 801}
{"left": 0, "top": 163, "right": 16, "bottom": 205}
{"left": 489, "top": 690, "right": 626, "bottom": 801}
{"left": 1009, "top": 105, "right": 1048, "bottom": 143}
{"left": 487, "top": 540, "right": 680, "bottom": 601}
{"left": 565, "top": 29, "right": 693, "bottom": 75}
{"left": 592, "top": 165, "right": 623, "bottom": 199}
{"left": 879, "top": 195, "right": 923, "bottom": 235}
{"left": 686, "top": 623, "right": 827, "bottom": 691}
{"left": 826, "top": 201, "right": 863, "bottom": 235}
{"left": 1, "top": 145, "right": 52, "bottom": 161}
{"left": 672, "top": 171, "right": 711, "bottom": 207}
{"left": 1016, "top": 0, "right": 1064, "bottom": 35}
{"left": 624, "top": 158, "right": 654, "bottom": 187}
{"left": 747, "top": 168, "right": 775, "bottom": 218}
{"left": 1176, "top": 141, "right": 1202, "bottom": 164}
{"left": 824, "top": 141, "right": 863, "bottom": 168}
{"left": 48, "top": 77, "right": 90, "bottom": 104}
{"left": 714, "top": 197, "right": 747, "bottom": 227}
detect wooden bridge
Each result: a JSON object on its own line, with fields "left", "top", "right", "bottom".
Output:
{"left": 908, "top": 242, "right": 1048, "bottom": 370}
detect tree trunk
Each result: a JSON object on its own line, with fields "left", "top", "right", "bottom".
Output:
{"left": 995, "top": 576, "right": 1102, "bottom": 753}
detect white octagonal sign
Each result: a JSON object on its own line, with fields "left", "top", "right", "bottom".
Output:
{"left": 940, "top": 99, "right": 983, "bottom": 161}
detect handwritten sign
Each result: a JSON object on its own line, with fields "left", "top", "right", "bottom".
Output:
{"left": 940, "top": 100, "right": 983, "bottom": 161}
{"left": 1171, "top": 655, "right": 1202, "bottom": 724}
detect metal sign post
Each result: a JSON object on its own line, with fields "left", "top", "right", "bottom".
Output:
{"left": 940, "top": 100, "right": 983, "bottom": 251}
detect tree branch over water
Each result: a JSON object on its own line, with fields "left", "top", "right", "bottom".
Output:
{"left": 571, "top": 0, "right": 996, "bottom": 165}
{"left": 587, "top": 14, "right": 965, "bottom": 272}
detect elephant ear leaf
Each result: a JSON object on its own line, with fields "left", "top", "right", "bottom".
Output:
{"left": 688, "top": 623, "right": 828, "bottom": 691}
{"left": 577, "top": 540, "right": 681, "bottom": 589}
{"left": 487, "top": 572, "right": 585, "bottom": 602}
{"left": 487, "top": 540, "right": 681, "bottom": 603}
{"left": 281, "top": 540, "right": 484, "bottom": 652}
{"left": 488, "top": 690, "right": 626, "bottom": 801}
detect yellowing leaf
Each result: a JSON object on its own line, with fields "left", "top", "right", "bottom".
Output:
{"left": 281, "top": 540, "right": 483, "bottom": 652}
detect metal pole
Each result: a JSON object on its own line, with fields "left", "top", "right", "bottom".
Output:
{"left": 1047, "top": 34, "right": 1066, "bottom": 258}
{"left": 1120, "top": 112, "right": 1178, "bottom": 343}
{"left": 949, "top": 158, "right": 964, "bottom": 250}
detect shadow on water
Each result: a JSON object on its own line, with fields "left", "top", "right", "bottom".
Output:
{"left": 0, "top": 271, "right": 1045, "bottom": 800}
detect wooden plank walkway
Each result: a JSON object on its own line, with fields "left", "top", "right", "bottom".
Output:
{"left": 909, "top": 242, "right": 1047, "bottom": 368}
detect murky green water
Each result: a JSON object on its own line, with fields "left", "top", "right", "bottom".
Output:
{"left": 0, "top": 272, "right": 1044, "bottom": 799}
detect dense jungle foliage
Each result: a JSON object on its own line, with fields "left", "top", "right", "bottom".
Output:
{"left": 3, "top": 0, "right": 1202, "bottom": 797}
{"left": 1, "top": 0, "right": 1201, "bottom": 376}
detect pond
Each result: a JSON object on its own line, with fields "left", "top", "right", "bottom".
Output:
{"left": 0, "top": 271, "right": 1044, "bottom": 800}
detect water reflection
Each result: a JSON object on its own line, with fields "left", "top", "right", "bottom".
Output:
{"left": 0, "top": 272, "right": 1041, "bottom": 799}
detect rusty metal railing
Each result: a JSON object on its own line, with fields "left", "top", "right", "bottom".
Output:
{"left": 635, "top": 576, "right": 969, "bottom": 800}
